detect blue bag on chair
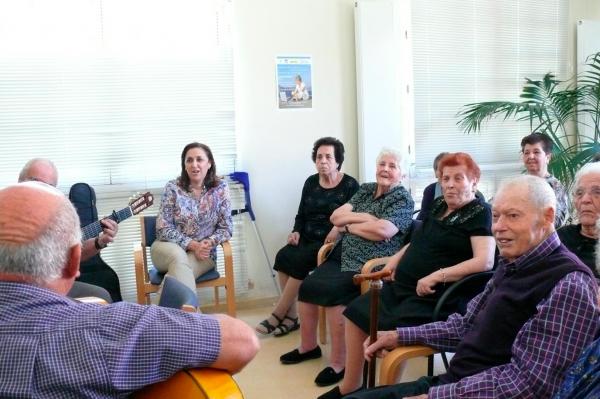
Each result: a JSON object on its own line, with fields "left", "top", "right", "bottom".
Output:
{"left": 158, "top": 276, "right": 200, "bottom": 310}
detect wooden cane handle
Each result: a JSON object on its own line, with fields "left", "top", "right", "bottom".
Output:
{"left": 353, "top": 269, "right": 392, "bottom": 285}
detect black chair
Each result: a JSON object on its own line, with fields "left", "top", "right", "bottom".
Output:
{"left": 378, "top": 270, "right": 494, "bottom": 385}
{"left": 69, "top": 182, "right": 123, "bottom": 302}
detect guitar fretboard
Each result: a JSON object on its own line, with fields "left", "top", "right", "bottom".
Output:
{"left": 81, "top": 207, "right": 133, "bottom": 241}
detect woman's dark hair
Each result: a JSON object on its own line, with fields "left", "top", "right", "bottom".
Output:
{"left": 520, "top": 132, "right": 553, "bottom": 154}
{"left": 178, "top": 142, "right": 219, "bottom": 191}
{"left": 433, "top": 152, "right": 449, "bottom": 173}
{"left": 311, "top": 137, "right": 345, "bottom": 170}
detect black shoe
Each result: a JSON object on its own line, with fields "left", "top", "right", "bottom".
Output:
{"left": 317, "top": 386, "right": 362, "bottom": 399}
{"left": 315, "top": 367, "right": 345, "bottom": 387}
{"left": 280, "top": 346, "right": 322, "bottom": 364}
{"left": 317, "top": 386, "right": 342, "bottom": 399}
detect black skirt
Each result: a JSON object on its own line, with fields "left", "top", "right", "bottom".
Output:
{"left": 298, "top": 244, "right": 361, "bottom": 306}
{"left": 343, "top": 282, "right": 438, "bottom": 333}
{"left": 273, "top": 239, "right": 323, "bottom": 280}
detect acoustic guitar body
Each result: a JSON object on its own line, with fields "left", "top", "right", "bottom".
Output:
{"left": 132, "top": 368, "right": 243, "bottom": 399}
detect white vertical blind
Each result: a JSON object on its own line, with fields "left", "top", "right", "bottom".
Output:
{"left": 411, "top": 0, "right": 569, "bottom": 170}
{"left": 0, "top": 0, "right": 245, "bottom": 303}
{"left": 0, "top": 0, "right": 236, "bottom": 189}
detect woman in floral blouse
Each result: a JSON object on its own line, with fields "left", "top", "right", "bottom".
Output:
{"left": 151, "top": 142, "right": 232, "bottom": 296}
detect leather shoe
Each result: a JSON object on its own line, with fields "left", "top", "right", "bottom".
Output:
{"left": 314, "top": 367, "right": 345, "bottom": 387}
{"left": 280, "top": 346, "right": 322, "bottom": 364}
{"left": 317, "top": 386, "right": 362, "bottom": 399}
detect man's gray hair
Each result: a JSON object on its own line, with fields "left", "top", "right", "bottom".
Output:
{"left": 0, "top": 188, "right": 80, "bottom": 285}
{"left": 572, "top": 162, "right": 600, "bottom": 194}
{"left": 376, "top": 147, "right": 403, "bottom": 166}
{"left": 18, "top": 158, "right": 58, "bottom": 186}
{"left": 497, "top": 175, "right": 557, "bottom": 212}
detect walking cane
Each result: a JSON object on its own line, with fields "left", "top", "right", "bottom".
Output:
{"left": 352, "top": 268, "right": 392, "bottom": 388}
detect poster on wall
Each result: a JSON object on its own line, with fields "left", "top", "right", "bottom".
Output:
{"left": 276, "top": 55, "right": 312, "bottom": 109}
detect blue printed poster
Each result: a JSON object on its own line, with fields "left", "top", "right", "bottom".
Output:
{"left": 276, "top": 56, "right": 312, "bottom": 109}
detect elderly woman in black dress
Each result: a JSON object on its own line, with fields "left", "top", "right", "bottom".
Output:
{"left": 280, "top": 148, "right": 415, "bottom": 388}
{"left": 256, "top": 137, "right": 359, "bottom": 336}
{"left": 557, "top": 161, "right": 600, "bottom": 278}
{"left": 319, "top": 152, "right": 496, "bottom": 399}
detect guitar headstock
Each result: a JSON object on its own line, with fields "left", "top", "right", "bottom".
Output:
{"left": 129, "top": 192, "right": 154, "bottom": 215}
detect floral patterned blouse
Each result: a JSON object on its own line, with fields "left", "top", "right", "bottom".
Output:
{"left": 156, "top": 179, "right": 233, "bottom": 261}
{"left": 546, "top": 174, "right": 568, "bottom": 227}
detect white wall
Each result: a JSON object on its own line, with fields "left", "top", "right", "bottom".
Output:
{"left": 568, "top": 0, "right": 600, "bottom": 75}
{"left": 233, "top": 0, "right": 359, "bottom": 298}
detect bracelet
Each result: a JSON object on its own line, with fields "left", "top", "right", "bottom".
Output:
{"left": 94, "top": 236, "right": 106, "bottom": 250}
{"left": 345, "top": 224, "right": 351, "bottom": 234}
{"left": 440, "top": 268, "right": 446, "bottom": 286}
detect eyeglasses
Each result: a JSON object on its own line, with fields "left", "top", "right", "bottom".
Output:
{"left": 573, "top": 186, "right": 600, "bottom": 199}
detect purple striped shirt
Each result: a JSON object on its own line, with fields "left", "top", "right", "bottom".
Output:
{"left": 0, "top": 282, "right": 221, "bottom": 398}
{"left": 396, "top": 233, "right": 599, "bottom": 398}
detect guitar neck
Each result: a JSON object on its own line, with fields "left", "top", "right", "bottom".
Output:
{"left": 81, "top": 207, "right": 133, "bottom": 241}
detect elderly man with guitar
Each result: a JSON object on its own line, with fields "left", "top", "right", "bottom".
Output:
{"left": 0, "top": 182, "right": 259, "bottom": 397}
{"left": 18, "top": 158, "right": 152, "bottom": 301}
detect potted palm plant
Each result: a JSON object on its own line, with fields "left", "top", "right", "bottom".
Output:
{"left": 457, "top": 52, "right": 600, "bottom": 188}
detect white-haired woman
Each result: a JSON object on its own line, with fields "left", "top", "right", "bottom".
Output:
{"left": 557, "top": 162, "right": 600, "bottom": 277}
{"left": 322, "top": 152, "right": 496, "bottom": 399}
{"left": 280, "top": 148, "right": 415, "bottom": 388}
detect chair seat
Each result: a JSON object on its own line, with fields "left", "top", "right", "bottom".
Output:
{"left": 149, "top": 268, "right": 221, "bottom": 286}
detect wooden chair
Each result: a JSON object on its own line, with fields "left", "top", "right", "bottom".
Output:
{"left": 133, "top": 215, "right": 236, "bottom": 317}
{"left": 316, "top": 243, "right": 391, "bottom": 345}
{"left": 316, "top": 243, "right": 334, "bottom": 344}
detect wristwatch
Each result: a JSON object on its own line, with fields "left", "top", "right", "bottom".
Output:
{"left": 94, "top": 236, "right": 107, "bottom": 250}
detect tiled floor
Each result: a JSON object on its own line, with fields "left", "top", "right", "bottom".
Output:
{"left": 232, "top": 305, "right": 433, "bottom": 399}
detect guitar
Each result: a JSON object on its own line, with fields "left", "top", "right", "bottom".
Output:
{"left": 132, "top": 368, "right": 243, "bottom": 399}
{"left": 81, "top": 192, "right": 154, "bottom": 241}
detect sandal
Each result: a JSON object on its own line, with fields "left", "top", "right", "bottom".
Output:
{"left": 256, "top": 313, "right": 284, "bottom": 335}
{"left": 273, "top": 316, "right": 300, "bottom": 337}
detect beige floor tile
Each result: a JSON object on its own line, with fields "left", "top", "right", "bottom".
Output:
{"left": 232, "top": 306, "right": 435, "bottom": 399}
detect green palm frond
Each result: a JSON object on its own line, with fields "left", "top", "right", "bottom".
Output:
{"left": 456, "top": 101, "right": 530, "bottom": 134}
{"left": 455, "top": 52, "right": 600, "bottom": 187}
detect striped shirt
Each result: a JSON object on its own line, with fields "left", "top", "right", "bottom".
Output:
{"left": 397, "top": 233, "right": 599, "bottom": 398}
{"left": 0, "top": 282, "right": 221, "bottom": 398}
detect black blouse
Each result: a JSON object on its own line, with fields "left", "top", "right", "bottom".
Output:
{"left": 393, "top": 196, "right": 493, "bottom": 299}
{"left": 558, "top": 224, "right": 599, "bottom": 278}
{"left": 293, "top": 174, "right": 359, "bottom": 242}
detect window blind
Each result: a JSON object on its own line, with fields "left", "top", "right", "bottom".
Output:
{"left": 0, "top": 0, "right": 244, "bottom": 303}
{"left": 411, "top": 0, "right": 569, "bottom": 172}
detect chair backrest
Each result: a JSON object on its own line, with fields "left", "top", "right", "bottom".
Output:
{"left": 432, "top": 271, "right": 494, "bottom": 321}
{"left": 158, "top": 276, "right": 199, "bottom": 309}
{"left": 406, "top": 219, "right": 423, "bottom": 243}
{"left": 141, "top": 216, "right": 157, "bottom": 247}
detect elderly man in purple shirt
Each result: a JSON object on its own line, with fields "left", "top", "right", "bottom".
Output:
{"left": 0, "top": 182, "right": 259, "bottom": 398}
{"left": 342, "top": 175, "right": 598, "bottom": 399}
